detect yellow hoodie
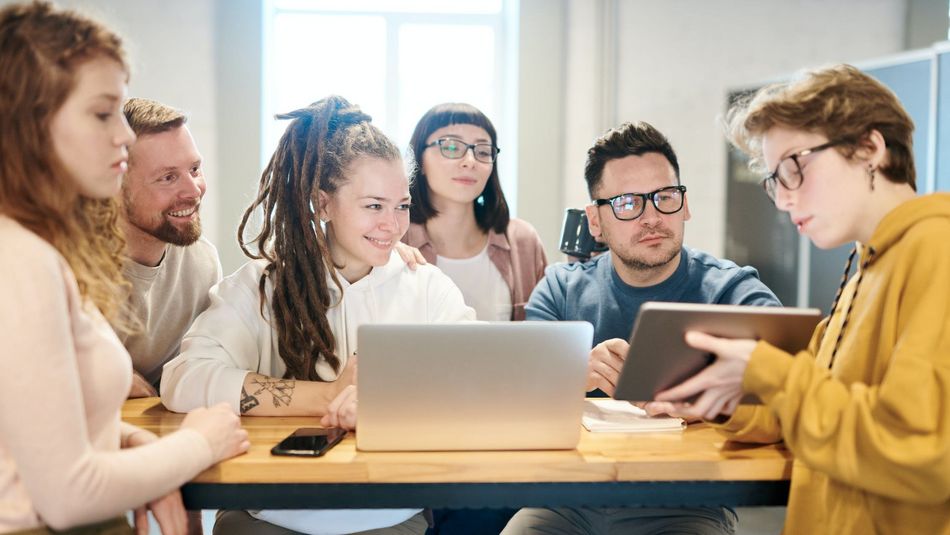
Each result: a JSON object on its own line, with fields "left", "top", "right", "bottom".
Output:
{"left": 717, "top": 193, "right": 950, "bottom": 534}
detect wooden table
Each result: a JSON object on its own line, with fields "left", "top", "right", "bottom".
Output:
{"left": 122, "top": 398, "right": 792, "bottom": 510}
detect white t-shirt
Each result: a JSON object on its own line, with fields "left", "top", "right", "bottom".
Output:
{"left": 437, "top": 243, "right": 512, "bottom": 321}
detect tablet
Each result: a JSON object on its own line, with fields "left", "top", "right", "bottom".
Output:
{"left": 613, "top": 302, "right": 823, "bottom": 402}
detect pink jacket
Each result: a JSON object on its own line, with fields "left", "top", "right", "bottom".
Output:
{"left": 403, "top": 219, "right": 548, "bottom": 321}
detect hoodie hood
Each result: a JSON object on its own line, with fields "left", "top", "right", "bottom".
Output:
{"left": 321, "top": 251, "right": 410, "bottom": 380}
{"left": 866, "top": 193, "right": 950, "bottom": 263}
{"left": 329, "top": 250, "right": 407, "bottom": 296}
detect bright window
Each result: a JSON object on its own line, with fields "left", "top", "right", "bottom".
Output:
{"left": 262, "top": 0, "right": 518, "bottom": 207}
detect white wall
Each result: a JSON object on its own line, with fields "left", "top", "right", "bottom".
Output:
{"left": 906, "top": 0, "right": 950, "bottom": 48}
{"left": 212, "top": 0, "right": 263, "bottom": 274}
{"left": 517, "top": 0, "right": 567, "bottom": 257}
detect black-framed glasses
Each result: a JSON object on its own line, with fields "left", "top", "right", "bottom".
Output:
{"left": 762, "top": 140, "right": 847, "bottom": 201}
{"left": 426, "top": 137, "right": 500, "bottom": 164}
{"left": 593, "top": 185, "right": 687, "bottom": 221}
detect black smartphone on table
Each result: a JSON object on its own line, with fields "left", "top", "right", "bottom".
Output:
{"left": 271, "top": 428, "right": 346, "bottom": 457}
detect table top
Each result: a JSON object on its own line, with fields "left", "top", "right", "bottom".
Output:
{"left": 122, "top": 398, "right": 792, "bottom": 486}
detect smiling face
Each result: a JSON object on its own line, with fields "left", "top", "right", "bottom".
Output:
{"left": 49, "top": 57, "right": 136, "bottom": 199}
{"left": 761, "top": 126, "right": 872, "bottom": 249}
{"left": 320, "top": 157, "right": 411, "bottom": 282}
{"left": 585, "top": 152, "right": 690, "bottom": 285}
{"left": 122, "top": 124, "right": 206, "bottom": 246}
{"left": 421, "top": 123, "right": 493, "bottom": 209}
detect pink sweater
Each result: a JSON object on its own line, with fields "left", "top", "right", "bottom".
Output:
{"left": 0, "top": 216, "right": 213, "bottom": 532}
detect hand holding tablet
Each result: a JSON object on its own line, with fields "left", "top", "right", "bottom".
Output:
{"left": 612, "top": 302, "right": 822, "bottom": 409}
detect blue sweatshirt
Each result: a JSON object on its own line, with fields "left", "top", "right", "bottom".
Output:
{"left": 526, "top": 247, "right": 781, "bottom": 346}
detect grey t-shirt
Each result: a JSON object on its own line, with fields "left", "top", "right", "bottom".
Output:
{"left": 526, "top": 247, "right": 781, "bottom": 347}
{"left": 120, "top": 237, "right": 222, "bottom": 387}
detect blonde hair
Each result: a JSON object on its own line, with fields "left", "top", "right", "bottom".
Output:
{"left": 726, "top": 64, "right": 916, "bottom": 189}
{"left": 123, "top": 97, "right": 187, "bottom": 137}
{"left": 0, "top": 1, "right": 131, "bottom": 322}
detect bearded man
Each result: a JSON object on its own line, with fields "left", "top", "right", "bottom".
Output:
{"left": 118, "top": 98, "right": 221, "bottom": 398}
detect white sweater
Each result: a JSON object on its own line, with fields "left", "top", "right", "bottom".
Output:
{"left": 160, "top": 252, "right": 474, "bottom": 535}
{"left": 162, "top": 251, "right": 475, "bottom": 413}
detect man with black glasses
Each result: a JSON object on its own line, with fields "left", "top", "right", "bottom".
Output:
{"left": 503, "top": 121, "right": 779, "bottom": 535}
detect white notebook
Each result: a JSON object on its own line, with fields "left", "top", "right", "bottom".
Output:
{"left": 582, "top": 399, "right": 685, "bottom": 433}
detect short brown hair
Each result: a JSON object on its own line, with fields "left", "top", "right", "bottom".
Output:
{"left": 726, "top": 64, "right": 916, "bottom": 189}
{"left": 584, "top": 121, "right": 680, "bottom": 198}
{"left": 123, "top": 97, "right": 186, "bottom": 137}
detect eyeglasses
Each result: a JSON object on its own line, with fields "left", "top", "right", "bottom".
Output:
{"left": 426, "top": 137, "right": 500, "bottom": 164}
{"left": 593, "top": 185, "right": 687, "bottom": 221}
{"left": 762, "top": 140, "right": 846, "bottom": 201}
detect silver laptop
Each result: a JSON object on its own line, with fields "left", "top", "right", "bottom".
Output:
{"left": 356, "top": 321, "right": 593, "bottom": 451}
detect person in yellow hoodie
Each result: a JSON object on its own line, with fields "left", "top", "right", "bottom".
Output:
{"left": 653, "top": 64, "right": 950, "bottom": 534}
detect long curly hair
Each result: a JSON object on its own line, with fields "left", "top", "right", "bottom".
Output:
{"left": 0, "top": 1, "right": 130, "bottom": 323}
{"left": 238, "top": 96, "right": 401, "bottom": 380}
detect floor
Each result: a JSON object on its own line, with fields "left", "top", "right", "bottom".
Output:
{"left": 135, "top": 506, "right": 787, "bottom": 534}
{"left": 734, "top": 507, "right": 786, "bottom": 535}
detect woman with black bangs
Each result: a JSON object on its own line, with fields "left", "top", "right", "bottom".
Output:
{"left": 404, "top": 103, "right": 547, "bottom": 323}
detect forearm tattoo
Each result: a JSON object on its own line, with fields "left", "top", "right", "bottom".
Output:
{"left": 240, "top": 385, "right": 260, "bottom": 414}
{"left": 250, "top": 377, "right": 296, "bottom": 408}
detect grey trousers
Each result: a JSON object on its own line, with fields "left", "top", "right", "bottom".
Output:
{"left": 213, "top": 510, "right": 428, "bottom": 535}
{"left": 501, "top": 507, "right": 737, "bottom": 535}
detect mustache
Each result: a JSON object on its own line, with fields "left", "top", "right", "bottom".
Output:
{"left": 636, "top": 227, "right": 673, "bottom": 240}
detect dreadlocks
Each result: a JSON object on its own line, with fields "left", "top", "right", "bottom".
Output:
{"left": 238, "top": 95, "right": 401, "bottom": 380}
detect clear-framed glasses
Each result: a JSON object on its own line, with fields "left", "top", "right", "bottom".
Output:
{"left": 426, "top": 137, "right": 500, "bottom": 164}
{"left": 762, "top": 140, "right": 846, "bottom": 201}
{"left": 593, "top": 185, "right": 687, "bottom": 221}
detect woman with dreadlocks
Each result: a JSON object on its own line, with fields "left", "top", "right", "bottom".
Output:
{"left": 162, "top": 95, "right": 473, "bottom": 534}
{"left": 651, "top": 64, "right": 950, "bottom": 534}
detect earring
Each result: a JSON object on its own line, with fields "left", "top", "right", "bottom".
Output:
{"left": 866, "top": 165, "right": 876, "bottom": 191}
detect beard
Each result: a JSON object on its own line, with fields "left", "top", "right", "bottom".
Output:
{"left": 125, "top": 203, "right": 202, "bottom": 246}
{"left": 616, "top": 244, "right": 680, "bottom": 270}
{"left": 610, "top": 227, "right": 683, "bottom": 272}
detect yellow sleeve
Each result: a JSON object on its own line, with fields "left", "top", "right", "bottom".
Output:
{"left": 743, "top": 231, "right": 950, "bottom": 505}
{"left": 710, "top": 404, "right": 783, "bottom": 443}
{"left": 711, "top": 317, "right": 831, "bottom": 445}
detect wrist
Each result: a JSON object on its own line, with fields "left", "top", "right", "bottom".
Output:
{"left": 123, "top": 428, "right": 158, "bottom": 448}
